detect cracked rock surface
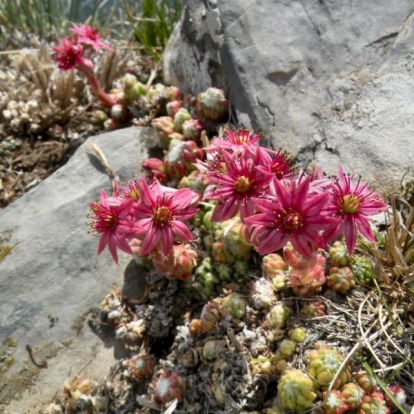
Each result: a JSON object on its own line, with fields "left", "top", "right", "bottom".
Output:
{"left": 0, "top": 127, "right": 158, "bottom": 413}
{"left": 164, "top": 0, "right": 414, "bottom": 190}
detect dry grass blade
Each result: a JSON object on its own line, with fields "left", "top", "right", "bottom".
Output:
{"left": 87, "top": 140, "right": 115, "bottom": 184}
{"left": 358, "top": 291, "right": 386, "bottom": 369}
{"left": 378, "top": 305, "right": 404, "bottom": 355}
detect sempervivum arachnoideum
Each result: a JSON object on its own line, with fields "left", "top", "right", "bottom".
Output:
{"left": 350, "top": 256, "right": 376, "bottom": 285}
{"left": 327, "top": 266, "right": 356, "bottom": 294}
{"left": 306, "top": 344, "right": 351, "bottom": 390}
{"left": 322, "top": 389, "right": 349, "bottom": 414}
{"left": 340, "top": 382, "right": 366, "bottom": 410}
{"left": 196, "top": 87, "right": 228, "bottom": 121}
{"left": 125, "top": 353, "right": 155, "bottom": 380}
{"left": 277, "top": 369, "right": 317, "bottom": 412}
{"left": 153, "top": 371, "right": 186, "bottom": 405}
{"left": 152, "top": 116, "right": 174, "bottom": 149}
{"left": 166, "top": 139, "right": 204, "bottom": 180}
{"left": 329, "top": 240, "right": 352, "bottom": 267}
{"left": 357, "top": 391, "right": 390, "bottom": 414}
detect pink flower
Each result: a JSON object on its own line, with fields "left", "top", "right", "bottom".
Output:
{"left": 133, "top": 179, "right": 199, "bottom": 256}
{"left": 244, "top": 175, "right": 336, "bottom": 257}
{"left": 52, "top": 38, "right": 92, "bottom": 71}
{"left": 203, "top": 149, "right": 271, "bottom": 221}
{"left": 324, "top": 167, "right": 388, "bottom": 254}
{"left": 210, "top": 127, "right": 263, "bottom": 154}
{"left": 256, "top": 147, "right": 296, "bottom": 180}
{"left": 115, "top": 179, "right": 140, "bottom": 202}
{"left": 70, "top": 24, "right": 113, "bottom": 51}
{"left": 195, "top": 147, "right": 228, "bottom": 175}
{"left": 89, "top": 190, "right": 140, "bottom": 263}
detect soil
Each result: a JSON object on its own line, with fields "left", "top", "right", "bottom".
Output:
{"left": 0, "top": 34, "right": 159, "bottom": 210}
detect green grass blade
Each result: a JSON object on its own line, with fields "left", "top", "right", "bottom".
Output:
{"left": 359, "top": 358, "right": 408, "bottom": 414}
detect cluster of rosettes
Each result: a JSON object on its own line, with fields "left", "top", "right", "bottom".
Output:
{"left": 193, "top": 213, "right": 253, "bottom": 298}
{"left": 99, "top": 288, "right": 146, "bottom": 342}
{"left": 44, "top": 375, "right": 107, "bottom": 414}
{"left": 144, "top": 86, "right": 228, "bottom": 184}
{"left": 257, "top": 239, "right": 369, "bottom": 300}
{"left": 274, "top": 344, "right": 406, "bottom": 413}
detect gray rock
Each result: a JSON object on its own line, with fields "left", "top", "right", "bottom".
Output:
{"left": 0, "top": 127, "right": 158, "bottom": 413}
{"left": 163, "top": 0, "right": 414, "bottom": 190}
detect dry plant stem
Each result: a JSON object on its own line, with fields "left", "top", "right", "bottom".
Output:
{"left": 378, "top": 306, "right": 404, "bottom": 354}
{"left": 87, "top": 141, "right": 115, "bottom": 184}
{"left": 227, "top": 328, "right": 243, "bottom": 352}
{"left": 358, "top": 291, "right": 386, "bottom": 369}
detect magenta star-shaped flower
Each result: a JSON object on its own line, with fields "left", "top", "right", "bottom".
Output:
{"left": 70, "top": 24, "right": 113, "bottom": 51}
{"left": 132, "top": 178, "right": 199, "bottom": 256}
{"left": 203, "top": 149, "right": 271, "bottom": 221}
{"left": 52, "top": 38, "right": 92, "bottom": 71}
{"left": 244, "top": 175, "right": 337, "bottom": 257}
{"left": 324, "top": 167, "right": 388, "bottom": 254}
{"left": 89, "top": 189, "right": 139, "bottom": 263}
{"left": 256, "top": 147, "right": 296, "bottom": 180}
{"left": 210, "top": 127, "right": 263, "bottom": 154}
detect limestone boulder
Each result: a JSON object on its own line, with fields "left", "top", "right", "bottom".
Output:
{"left": 0, "top": 127, "right": 158, "bottom": 413}
{"left": 163, "top": 0, "right": 414, "bottom": 190}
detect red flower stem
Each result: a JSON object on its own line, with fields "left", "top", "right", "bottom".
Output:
{"left": 78, "top": 66, "right": 117, "bottom": 108}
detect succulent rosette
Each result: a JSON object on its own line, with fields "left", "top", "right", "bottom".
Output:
{"left": 327, "top": 266, "right": 355, "bottom": 294}
{"left": 277, "top": 369, "right": 317, "bottom": 412}
{"left": 153, "top": 371, "right": 186, "bottom": 404}
{"left": 307, "top": 345, "right": 351, "bottom": 390}
{"left": 340, "top": 382, "right": 366, "bottom": 410}
{"left": 127, "top": 354, "right": 156, "bottom": 380}
{"left": 357, "top": 391, "right": 390, "bottom": 414}
{"left": 196, "top": 87, "right": 228, "bottom": 121}
{"left": 322, "top": 389, "right": 350, "bottom": 414}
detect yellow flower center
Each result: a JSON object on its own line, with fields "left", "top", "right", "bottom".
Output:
{"left": 152, "top": 206, "right": 172, "bottom": 226}
{"left": 128, "top": 188, "right": 139, "bottom": 201}
{"left": 234, "top": 176, "right": 251, "bottom": 193}
{"left": 341, "top": 194, "right": 360, "bottom": 214}
{"left": 281, "top": 209, "right": 303, "bottom": 230}
{"left": 235, "top": 131, "right": 250, "bottom": 144}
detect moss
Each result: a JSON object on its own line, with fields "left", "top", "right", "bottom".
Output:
{"left": 3, "top": 338, "right": 17, "bottom": 348}
{"left": 0, "top": 244, "right": 17, "bottom": 263}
